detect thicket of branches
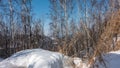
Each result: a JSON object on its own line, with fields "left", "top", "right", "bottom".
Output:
{"left": 0, "top": 0, "right": 50, "bottom": 58}
{"left": 49, "top": 0, "right": 120, "bottom": 67}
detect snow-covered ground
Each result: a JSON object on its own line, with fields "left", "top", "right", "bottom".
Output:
{"left": 0, "top": 49, "right": 63, "bottom": 68}
{"left": 0, "top": 48, "right": 120, "bottom": 68}
{"left": 94, "top": 50, "right": 120, "bottom": 68}
{"left": 0, "top": 49, "right": 84, "bottom": 68}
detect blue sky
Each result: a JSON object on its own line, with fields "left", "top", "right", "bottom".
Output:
{"left": 31, "top": 0, "right": 108, "bottom": 36}
{"left": 32, "top": 0, "right": 50, "bottom": 35}
{"left": 32, "top": 0, "right": 50, "bottom": 18}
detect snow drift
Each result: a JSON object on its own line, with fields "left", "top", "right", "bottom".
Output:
{"left": 0, "top": 49, "right": 84, "bottom": 68}
{"left": 1, "top": 49, "right": 120, "bottom": 68}
{"left": 0, "top": 49, "right": 63, "bottom": 68}
{"left": 93, "top": 50, "right": 120, "bottom": 68}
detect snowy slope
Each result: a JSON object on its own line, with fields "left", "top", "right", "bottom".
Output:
{"left": 1, "top": 49, "right": 120, "bottom": 68}
{"left": 0, "top": 49, "right": 64, "bottom": 68}
{"left": 0, "top": 49, "right": 84, "bottom": 68}
{"left": 94, "top": 50, "right": 120, "bottom": 68}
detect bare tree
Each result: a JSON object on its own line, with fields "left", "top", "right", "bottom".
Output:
{"left": 21, "top": 0, "right": 32, "bottom": 49}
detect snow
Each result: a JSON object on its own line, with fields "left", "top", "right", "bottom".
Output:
{"left": 1, "top": 48, "right": 120, "bottom": 68}
{"left": 73, "top": 57, "right": 88, "bottom": 68}
{"left": 0, "top": 49, "right": 63, "bottom": 68}
{"left": 0, "top": 49, "right": 83, "bottom": 68}
{"left": 94, "top": 50, "right": 120, "bottom": 68}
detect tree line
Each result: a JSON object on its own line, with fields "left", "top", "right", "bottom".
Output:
{"left": 49, "top": 0, "right": 120, "bottom": 61}
{"left": 0, "top": 0, "right": 120, "bottom": 63}
{"left": 0, "top": 0, "right": 47, "bottom": 58}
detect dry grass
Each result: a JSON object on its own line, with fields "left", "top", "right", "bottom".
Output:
{"left": 114, "top": 36, "right": 120, "bottom": 50}
{"left": 89, "top": 10, "right": 120, "bottom": 67}
{"left": 58, "top": 10, "right": 120, "bottom": 68}
{"left": 58, "top": 32, "right": 88, "bottom": 57}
